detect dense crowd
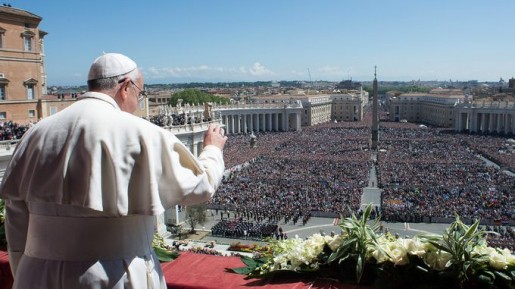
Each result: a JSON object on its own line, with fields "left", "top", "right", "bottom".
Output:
{"left": 0, "top": 121, "right": 33, "bottom": 140}
{"left": 377, "top": 126, "right": 515, "bottom": 223}
{"left": 207, "top": 111, "right": 514, "bottom": 244}
{"left": 456, "top": 133, "right": 515, "bottom": 172}
{"left": 211, "top": 219, "right": 277, "bottom": 240}
{"left": 147, "top": 105, "right": 214, "bottom": 127}
{"left": 140, "top": 104, "right": 515, "bottom": 247}
{"left": 485, "top": 225, "right": 515, "bottom": 251}
{"left": 209, "top": 124, "right": 372, "bottom": 240}
{"left": 148, "top": 113, "right": 187, "bottom": 127}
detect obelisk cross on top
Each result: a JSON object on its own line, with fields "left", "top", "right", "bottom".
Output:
{"left": 371, "top": 66, "right": 379, "bottom": 150}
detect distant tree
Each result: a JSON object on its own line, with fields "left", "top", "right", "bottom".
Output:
{"left": 363, "top": 85, "right": 431, "bottom": 95}
{"left": 185, "top": 203, "right": 208, "bottom": 234}
{"left": 168, "top": 89, "right": 231, "bottom": 106}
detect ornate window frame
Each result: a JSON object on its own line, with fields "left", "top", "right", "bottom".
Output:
{"left": 21, "top": 30, "right": 35, "bottom": 51}
{"left": 24, "top": 78, "right": 37, "bottom": 100}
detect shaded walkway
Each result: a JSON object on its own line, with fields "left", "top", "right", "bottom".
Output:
{"left": 360, "top": 151, "right": 381, "bottom": 209}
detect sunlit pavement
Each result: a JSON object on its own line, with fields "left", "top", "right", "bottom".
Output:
{"left": 167, "top": 209, "right": 452, "bottom": 254}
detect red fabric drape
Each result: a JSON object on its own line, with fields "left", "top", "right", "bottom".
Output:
{"left": 0, "top": 251, "right": 367, "bottom": 289}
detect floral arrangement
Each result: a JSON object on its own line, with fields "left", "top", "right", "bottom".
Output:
{"left": 152, "top": 233, "right": 179, "bottom": 262}
{"left": 231, "top": 205, "right": 515, "bottom": 289}
{"left": 228, "top": 242, "right": 271, "bottom": 254}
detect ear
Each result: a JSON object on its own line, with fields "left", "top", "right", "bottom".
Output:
{"left": 119, "top": 79, "right": 131, "bottom": 100}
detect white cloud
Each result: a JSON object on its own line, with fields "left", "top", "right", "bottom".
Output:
{"left": 289, "top": 70, "right": 305, "bottom": 77}
{"left": 316, "top": 66, "right": 344, "bottom": 76}
{"left": 142, "top": 62, "right": 274, "bottom": 81}
{"left": 249, "top": 62, "right": 274, "bottom": 76}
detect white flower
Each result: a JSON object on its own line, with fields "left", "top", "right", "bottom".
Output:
{"left": 269, "top": 234, "right": 327, "bottom": 272}
{"left": 474, "top": 245, "right": 514, "bottom": 270}
{"left": 388, "top": 239, "right": 409, "bottom": 266}
{"left": 424, "top": 246, "right": 452, "bottom": 271}
{"left": 405, "top": 237, "right": 427, "bottom": 257}
{"left": 370, "top": 235, "right": 392, "bottom": 264}
{"left": 327, "top": 235, "right": 344, "bottom": 251}
{"left": 489, "top": 252, "right": 509, "bottom": 270}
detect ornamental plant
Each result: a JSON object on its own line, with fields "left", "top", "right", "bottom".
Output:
{"left": 152, "top": 233, "right": 179, "bottom": 262}
{"left": 231, "top": 205, "right": 515, "bottom": 289}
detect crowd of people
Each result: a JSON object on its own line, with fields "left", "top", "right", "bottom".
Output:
{"left": 148, "top": 113, "right": 188, "bottom": 127}
{"left": 148, "top": 105, "right": 514, "bottom": 247}
{"left": 456, "top": 133, "right": 515, "bottom": 172}
{"left": 147, "top": 105, "right": 214, "bottom": 127}
{"left": 377, "top": 126, "right": 515, "bottom": 224}
{"left": 209, "top": 124, "right": 372, "bottom": 240}
{"left": 206, "top": 115, "right": 514, "bottom": 245}
{"left": 484, "top": 225, "right": 515, "bottom": 251}
{"left": 0, "top": 121, "right": 33, "bottom": 141}
{"left": 211, "top": 219, "right": 277, "bottom": 240}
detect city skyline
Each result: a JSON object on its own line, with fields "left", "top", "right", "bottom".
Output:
{"left": 9, "top": 0, "right": 515, "bottom": 85}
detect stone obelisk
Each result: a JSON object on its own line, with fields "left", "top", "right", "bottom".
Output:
{"left": 371, "top": 66, "right": 379, "bottom": 150}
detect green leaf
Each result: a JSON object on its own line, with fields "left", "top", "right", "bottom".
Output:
{"left": 356, "top": 255, "right": 364, "bottom": 282}
{"left": 477, "top": 272, "right": 495, "bottom": 285}
{"left": 153, "top": 247, "right": 178, "bottom": 262}
{"left": 327, "top": 243, "right": 350, "bottom": 263}
{"left": 427, "top": 241, "right": 450, "bottom": 253}
{"left": 493, "top": 271, "right": 512, "bottom": 283}
{"left": 240, "top": 256, "right": 260, "bottom": 268}
{"left": 460, "top": 220, "right": 479, "bottom": 243}
{"left": 230, "top": 266, "right": 256, "bottom": 275}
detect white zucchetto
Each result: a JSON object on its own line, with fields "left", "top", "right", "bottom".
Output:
{"left": 87, "top": 53, "right": 137, "bottom": 81}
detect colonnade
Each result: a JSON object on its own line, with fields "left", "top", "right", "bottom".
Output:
{"left": 220, "top": 109, "right": 302, "bottom": 134}
{"left": 455, "top": 103, "right": 515, "bottom": 135}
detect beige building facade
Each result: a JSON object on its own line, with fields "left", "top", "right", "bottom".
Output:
{"left": 330, "top": 89, "right": 369, "bottom": 122}
{"left": 0, "top": 5, "right": 47, "bottom": 124}
{"left": 298, "top": 95, "right": 332, "bottom": 126}
{"left": 0, "top": 6, "right": 150, "bottom": 124}
{"left": 386, "top": 91, "right": 465, "bottom": 128}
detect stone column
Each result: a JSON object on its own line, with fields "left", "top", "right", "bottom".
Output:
{"left": 230, "top": 114, "right": 235, "bottom": 134}
{"left": 243, "top": 114, "right": 248, "bottom": 134}
{"left": 250, "top": 113, "right": 254, "bottom": 133}
{"left": 489, "top": 113, "right": 494, "bottom": 133}
{"left": 456, "top": 110, "right": 462, "bottom": 132}
{"left": 470, "top": 111, "right": 478, "bottom": 133}
{"left": 505, "top": 113, "right": 510, "bottom": 134}
{"left": 481, "top": 113, "right": 486, "bottom": 133}
{"left": 496, "top": 113, "right": 502, "bottom": 133}
{"left": 256, "top": 114, "right": 260, "bottom": 132}
{"left": 237, "top": 115, "right": 242, "bottom": 134}
{"left": 267, "top": 113, "right": 272, "bottom": 132}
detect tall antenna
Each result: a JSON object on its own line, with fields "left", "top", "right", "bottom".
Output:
{"left": 307, "top": 68, "right": 313, "bottom": 94}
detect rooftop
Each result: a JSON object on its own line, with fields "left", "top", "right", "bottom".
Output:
{"left": 0, "top": 5, "right": 42, "bottom": 22}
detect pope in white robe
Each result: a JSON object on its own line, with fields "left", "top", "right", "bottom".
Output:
{"left": 0, "top": 53, "right": 227, "bottom": 289}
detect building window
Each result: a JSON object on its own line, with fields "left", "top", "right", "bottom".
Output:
{"left": 24, "top": 35, "right": 33, "bottom": 51}
{"left": 28, "top": 110, "right": 35, "bottom": 117}
{"left": 0, "top": 85, "right": 5, "bottom": 100}
{"left": 0, "top": 112, "right": 5, "bottom": 119}
{"left": 0, "top": 27, "right": 4, "bottom": 48}
{"left": 27, "top": 84, "right": 35, "bottom": 99}
{"left": 22, "top": 30, "right": 35, "bottom": 52}
{"left": 23, "top": 79, "right": 37, "bottom": 99}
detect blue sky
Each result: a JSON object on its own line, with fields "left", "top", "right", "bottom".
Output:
{"left": 10, "top": 0, "right": 515, "bottom": 85}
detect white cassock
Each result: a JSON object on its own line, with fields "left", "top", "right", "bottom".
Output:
{"left": 0, "top": 92, "right": 225, "bottom": 289}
